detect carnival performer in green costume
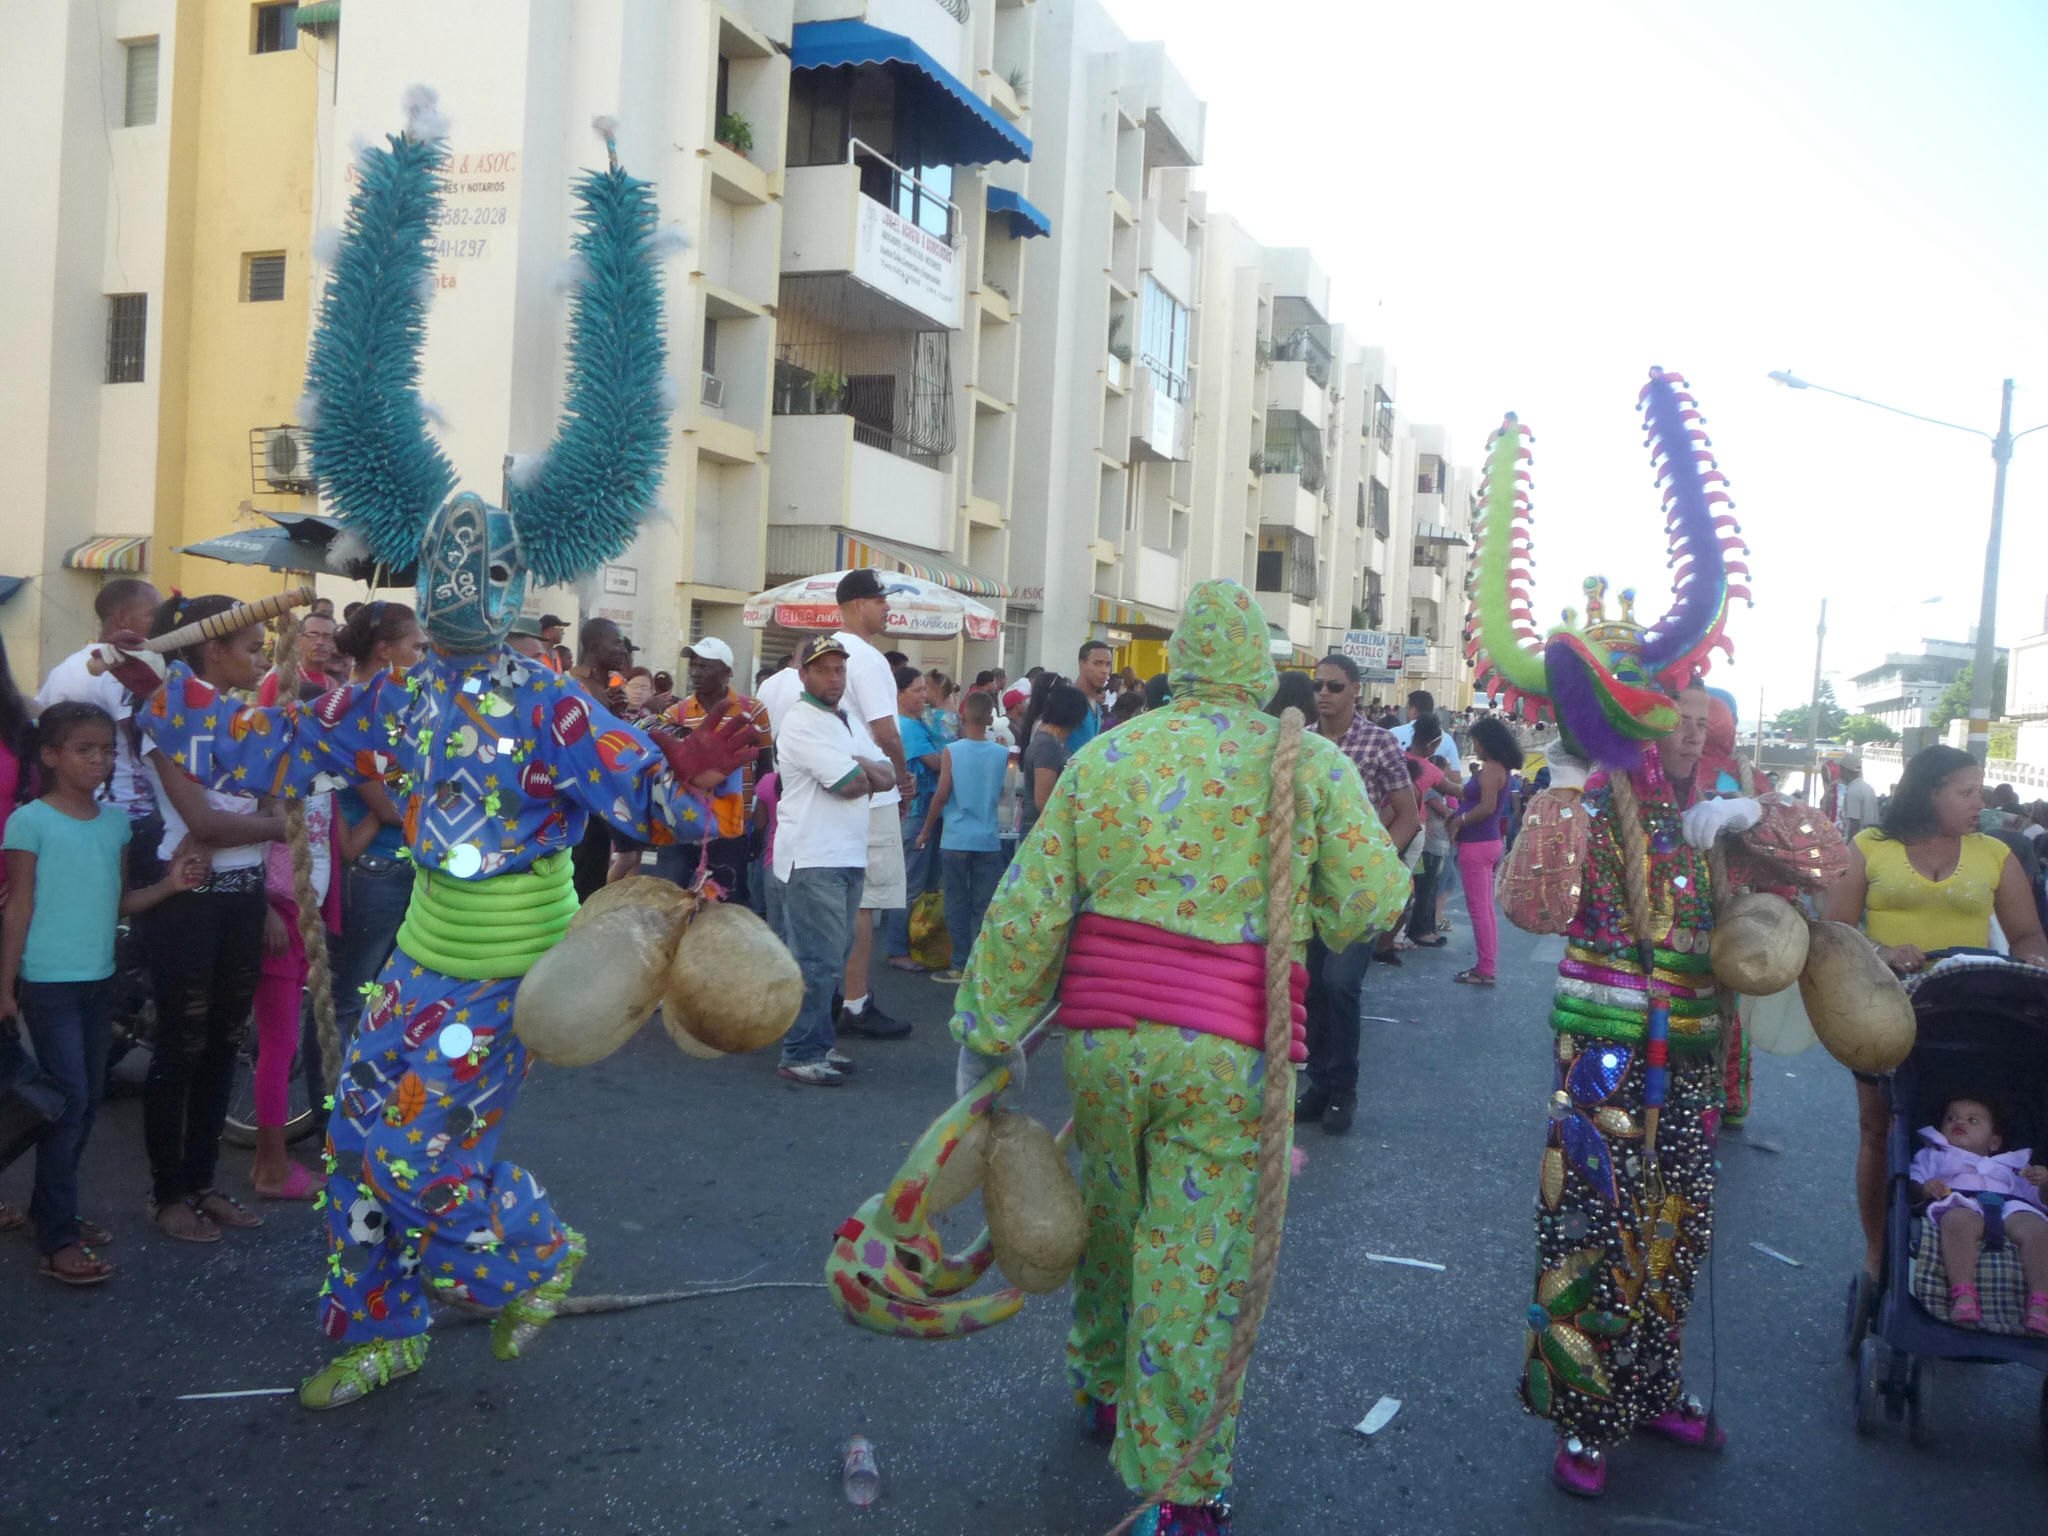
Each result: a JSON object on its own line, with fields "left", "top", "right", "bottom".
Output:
{"left": 949, "top": 580, "right": 1410, "bottom": 1535}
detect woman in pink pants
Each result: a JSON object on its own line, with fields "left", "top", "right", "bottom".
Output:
{"left": 249, "top": 793, "right": 341, "bottom": 1199}
{"left": 1451, "top": 715, "right": 1524, "bottom": 985}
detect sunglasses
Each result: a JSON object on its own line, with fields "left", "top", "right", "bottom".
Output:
{"left": 1315, "top": 680, "right": 1351, "bottom": 693}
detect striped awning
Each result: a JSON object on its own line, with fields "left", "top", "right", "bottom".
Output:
{"left": 1093, "top": 596, "right": 1154, "bottom": 629}
{"left": 63, "top": 536, "right": 150, "bottom": 572}
{"left": 293, "top": 2, "right": 343, "bottom": 23}
{"left": 765, "top": 525, "right": 1009, "bottom": 599}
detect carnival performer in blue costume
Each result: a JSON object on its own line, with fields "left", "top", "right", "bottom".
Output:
{"left": 110, "top": 90, "right": 758, "bottom": 1409}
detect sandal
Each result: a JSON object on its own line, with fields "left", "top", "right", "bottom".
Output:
{"left": 147, "top": 1197, "right": 220, "bottom": 1245}
{"left": 0, "top": 1200, "right": 23, "bottom": 1233}
{"left": 1411, "top": 935, "right": 1448, "bottom": 949}
{"left": 1454, "top": 968, "right": 1497, "bottom": 986}
{"left": 192, "top": 1189, "right": 264, "bottom": 1229}
{"left": 1948, "top": 1281, "right": 1983, "bottom": 1326}
{"left": 253, "top": 1163, "right": 321, "bottom": 1201}
{"left": 2026, "top": 1292, "right": 2048, "bottom": 1337}
{"left": 39, "top": 1244, "right": 114, "bottom": 1287}
{"left": 886, "top": 956, "right": 930, "bottom": 973}
{"left": 76, "top": 1220, "right": 114, "bottom": 1247}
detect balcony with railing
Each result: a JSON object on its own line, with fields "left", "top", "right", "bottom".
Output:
{"left": 1271, "top": 323, "right": 1331, "bottom": 390}
{"left": 781, "top": 140, "right": 963, "bottom": 331}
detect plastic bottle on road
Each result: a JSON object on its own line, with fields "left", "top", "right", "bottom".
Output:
{"left": 842, "top": 1435, "right": 881, "bottom": 1507}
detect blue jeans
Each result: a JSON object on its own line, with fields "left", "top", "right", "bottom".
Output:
{"left": 19, "top": 979, "right": 114, "bottom": 1255}
{"left": 778, "top": 866, "right": 864, "bottom": 1065}
{"left": 320, "top": 856, "right": 415, "bottom": 1102}
{"left": 940, "top": 849, "right": 1005, "bottom": 968}
{"left": 1302, "top": 935, "right": 1373, "bottom": 1095}
{"left": 883, "top": 812, "right": 937, "bottom": 958}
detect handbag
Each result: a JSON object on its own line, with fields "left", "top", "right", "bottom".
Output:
{"left": 0, "top": 1018, "right": 65, "bottom": 1174}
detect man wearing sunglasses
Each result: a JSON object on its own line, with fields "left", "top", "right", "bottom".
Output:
{"left": 1295, "top": 654, "right": 1420, "bottom": 1135}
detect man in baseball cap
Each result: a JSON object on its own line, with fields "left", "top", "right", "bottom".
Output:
{"left": 537, "top": 614, "right": 571, "bottom": 672}
{"left": 648, "top": 635, "right": 772, "bottom": 907}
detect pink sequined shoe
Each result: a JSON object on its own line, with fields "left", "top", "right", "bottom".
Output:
{"left": 1134, "top": 1500, "right": 1232, "bottom": 1536}
{"left": 1551, "top": 1438, "right": 1605, "bottom": 1499}
{"left": 1642, "top": 1395, "right": 1727, "bottom": 1450}
{"left": 1077, "top": 1392, "right": 1118, "bottom": 1443}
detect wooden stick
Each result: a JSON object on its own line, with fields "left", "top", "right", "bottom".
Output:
{"left": 87, "top": 586, "right": 316, "bottom": 673}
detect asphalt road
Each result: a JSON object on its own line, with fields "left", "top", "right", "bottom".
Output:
{"left": 5, "top": 881, "right": 2046, "bottom": 1534}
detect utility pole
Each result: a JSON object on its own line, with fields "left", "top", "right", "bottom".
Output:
{"left": 1965, "top": 379, "right": 2015, "bottom": 762}
{"left": 1808, "top": 598, "right": 1827, "bottom": 797}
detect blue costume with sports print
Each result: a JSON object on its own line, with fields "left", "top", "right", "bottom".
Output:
{"left": 136, "top": 647, "right": 712, "bottom": 1347}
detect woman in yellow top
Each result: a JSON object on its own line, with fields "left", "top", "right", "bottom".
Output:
{"left": 1822, "top": 744, "right": 2048, "bottom": 1287}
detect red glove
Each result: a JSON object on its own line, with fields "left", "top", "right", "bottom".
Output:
{"left": 96, "top": 632, "right": 169, "bottom": 701}
{"left": 654, "top": 697, "right": 761, "bottom": 789}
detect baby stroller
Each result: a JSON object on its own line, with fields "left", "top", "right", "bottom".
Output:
{"left": 1842, "top": 954, "right": 2048, "bottom": 1454}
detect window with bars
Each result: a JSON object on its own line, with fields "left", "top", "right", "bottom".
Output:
{"left": 123, "top": 38, "right": 159, "bottom": 127}
{"left": 243, "top": 252, "right": 286, "bottom": 303}
{"left": 105, "top": 294, "right": 147, "bottom": 383}
{"left": 252, "top": 3, "right": 297, "bottom": 54}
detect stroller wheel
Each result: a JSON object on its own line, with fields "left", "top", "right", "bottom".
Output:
{"left": 1905, "top": 1358, "right": 1933, "bottom": 1447}
{"left": 1852, "top": 1337, "right": 1883, "bottom": 1436}
{"left": 1843, "top": 1271, "right": 1877, "bottom": 1358}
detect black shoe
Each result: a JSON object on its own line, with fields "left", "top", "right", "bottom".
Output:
{"left": 1376, "top": 949, "right": 1403, "bottom": 967}
{"left": 1321, "top": 1091, "right": 1355, "bottom": 1136}
{"left": 838, "top": 1001, "right": 912, "bottom": 1040}
{"left": 1294, "top": 1082, "right": 1332, "bottom": 1124}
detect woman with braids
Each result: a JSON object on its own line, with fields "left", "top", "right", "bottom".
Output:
{"left": 949, "top": 580, "right": 1407, "bottom": 1535}
{"left": 135, "top": 595, "right": 285, "bottom": 1243}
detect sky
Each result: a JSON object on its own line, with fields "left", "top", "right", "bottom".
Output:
{"left": 1102, "top": 0, "right": 2048, "bottom": 725}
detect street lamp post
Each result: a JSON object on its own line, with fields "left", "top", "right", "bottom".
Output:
{"left": 1767, "top": 371, "right": 2044, "bottom": 763}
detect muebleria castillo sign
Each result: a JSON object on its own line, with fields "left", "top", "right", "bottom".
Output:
{"left": 1339, "top": 629, "right": 1404, "bottom": 682}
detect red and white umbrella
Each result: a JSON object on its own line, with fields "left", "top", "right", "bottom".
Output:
{"left": 743, "top": 570, "right": 1000, "bottom": 641}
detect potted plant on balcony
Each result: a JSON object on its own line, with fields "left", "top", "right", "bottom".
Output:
{"left": 811, "top": 369, "right": 847, "bottom": 414}
{"left": 716, "top": 112, "right": 754, "bottom": 159}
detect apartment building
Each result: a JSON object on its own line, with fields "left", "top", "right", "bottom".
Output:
{"left": 1009, "top": 0, "right": 1474, "bottom": 702}
{"left": 1010, "top": 0, "right": 1204, "bottom": 680}
{"left": 759, "top": 0, "right": 1040, "bottom": 681}
{"left": 1, "top": 0, "right": 325, "bottom": 679}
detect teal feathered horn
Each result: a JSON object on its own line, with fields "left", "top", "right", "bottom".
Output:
{"left": 302, "top": 128, "right": 458, "bottom": 573}
{"left": 508, "top": 125, "right": 675, "bottom": 587}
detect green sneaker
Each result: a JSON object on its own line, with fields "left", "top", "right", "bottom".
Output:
{"left": 298, "top": 1334, "right": 430, "bottom": 1410}
{"left": 491, "top": 1226, "right": 586, "bottom": 1361}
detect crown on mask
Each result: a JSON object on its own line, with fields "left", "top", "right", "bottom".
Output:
{"left": 1573, "top": 576, "right": 1647, "bottom": 657}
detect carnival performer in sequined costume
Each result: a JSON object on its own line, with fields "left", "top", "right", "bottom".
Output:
{"left": 948, "top": 581, "right": 1410, "bottom": 1536}
{"left": 110, "top": 91, "right": 760, "bottom": 1409}
{"left": 1468, "top": 374, "right": 1844, "bottom": 1496}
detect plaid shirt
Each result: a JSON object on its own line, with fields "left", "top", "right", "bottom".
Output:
{"left": 657, "top": 689, "right": 771, "bottom": 838}
{"left": 1328, "top": 712, "right": 1411, "bottom": 820}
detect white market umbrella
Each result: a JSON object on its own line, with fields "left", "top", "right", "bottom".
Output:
{"left": 743, "top": 570, "right": 1000, "bottom": 642}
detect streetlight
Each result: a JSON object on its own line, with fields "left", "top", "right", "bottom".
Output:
{"left": 1767, "top": 370, "right": 2048, "bottom": 762}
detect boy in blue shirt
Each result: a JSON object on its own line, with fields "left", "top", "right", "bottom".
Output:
{"left": 917, "top": 692, "right": 1009, "bottom": 983}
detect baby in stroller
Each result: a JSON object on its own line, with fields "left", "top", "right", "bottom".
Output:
{"left": 1910, "top": 1096, "right": 2048, "bottom": 1334}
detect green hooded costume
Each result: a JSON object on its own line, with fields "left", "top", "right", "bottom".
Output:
{"left": 950, "top": 580, "right": 1409, "bottom": 1502}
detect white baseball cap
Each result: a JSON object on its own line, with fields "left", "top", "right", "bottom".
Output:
{"left": 684, "top": 636, "right": 735, "bottom": 667}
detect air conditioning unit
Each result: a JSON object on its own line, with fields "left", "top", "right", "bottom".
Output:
{"left": 261, "top": 426, "right": 315, "bottom": 491}
{"left": 700, "top": 371, "right": 725, "bottom": 409}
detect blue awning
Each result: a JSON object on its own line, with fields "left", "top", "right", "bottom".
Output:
{"left": 986, "top": 186, "right": 1050, "bottom": 239}
{"left": 790, "top": 21, "right": 1031, "bottom": 166}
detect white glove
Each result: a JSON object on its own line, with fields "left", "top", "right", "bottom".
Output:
{"left": 1681, "top": 795, "right": 1763, "bottom": 851}
{"left": 955, "top": 1042, "right": 1026, "bottom": 1100}
{"left": 1545, "top": 751, "right": 1591, "bottom": 793}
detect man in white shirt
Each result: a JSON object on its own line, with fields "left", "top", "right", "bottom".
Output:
{"left": 756, "top": 655, "right": 802, "bottom": 734}
{"left": 772, "top": 635, "right": 896, "bottom": 1086}
{"left": 1838, "top": 759, "right": 1881, "bottom": 838}
{"left": 37, "top": 576, "right": 162, "bottom": 877}
{"left": 830, "top": 569, "right": 913, "bottom": 1039}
